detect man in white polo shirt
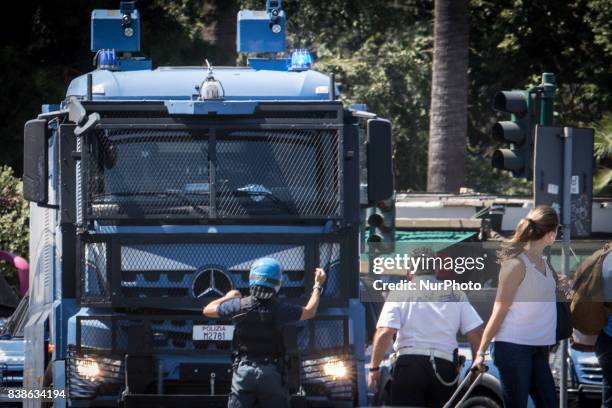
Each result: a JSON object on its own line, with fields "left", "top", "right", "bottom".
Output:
{"left": 368, "top": 247, "right": 484, "bottom": 408}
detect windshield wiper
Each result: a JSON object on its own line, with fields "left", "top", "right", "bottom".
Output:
{"left": 92, "top": 191, "right": 209, "bottom": 215}
{"left": 228, "top": 185, "right": 296, "bottom": 214}
{"left": 162, "top": 190, "right": 209, "bottom": 215}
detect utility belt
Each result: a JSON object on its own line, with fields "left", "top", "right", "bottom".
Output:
{"left": 390, "top": 347, "right": 465, "bottom": 387}
{"left": 233, "top": 352, "right": 283, "bottom": 367}
{"left": 232, "top": 353, "right": 287, "bottom": 387}
{"left": 391, "top": 347, "right": 454, "bottom": 363}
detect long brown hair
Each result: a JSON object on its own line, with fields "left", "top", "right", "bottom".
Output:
{"left": 497, "top": 205, "right": 559, "bottom": 262}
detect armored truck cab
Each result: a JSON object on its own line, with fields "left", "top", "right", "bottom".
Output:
{"left": 21, "top": 2, "right": 394, "bottom": 407}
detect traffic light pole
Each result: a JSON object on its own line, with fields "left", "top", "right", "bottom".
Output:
{"left": 559, "top": 126, "right": 573, "bottom": 408}
{"left": 539, "top": 73, "right": 556, "bottom": 126}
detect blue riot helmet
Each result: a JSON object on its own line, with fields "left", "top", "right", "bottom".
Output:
{"left": 249, "top": 258, "right": 282, "bottom": 299}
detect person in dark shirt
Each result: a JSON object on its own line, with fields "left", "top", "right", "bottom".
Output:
{"left": 203, "top": 257, "right": 327, "bottom": 408}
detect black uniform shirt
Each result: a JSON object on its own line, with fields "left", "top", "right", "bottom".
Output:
{"left": 217, "top": 297, "right": 303, "bottom": 325}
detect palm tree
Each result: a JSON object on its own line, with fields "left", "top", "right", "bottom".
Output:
{"left": 593, "top": 113, "right": 612, "bottom": 194}
{"left": 427, "top": 0, "right": 469, "bottom": 192}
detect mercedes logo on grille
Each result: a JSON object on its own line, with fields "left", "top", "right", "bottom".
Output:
{"left": 192, "top": 266, "right": 233, "bottom": 298}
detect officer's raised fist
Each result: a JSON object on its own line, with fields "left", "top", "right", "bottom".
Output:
{"left": 226, "top": 289, "right": 242, "bottom": 298}
{"left": 314, "top": 268, "right": 327, "bottom": 285}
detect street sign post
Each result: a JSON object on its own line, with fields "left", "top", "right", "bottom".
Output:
{"left": 533, "top": 125, "right": 594, "bottom": 408}
{"left": 534, "top": 126, "right": 595, "bottom": 237}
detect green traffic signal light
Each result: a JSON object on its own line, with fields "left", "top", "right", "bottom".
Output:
{"left": 492, "top": 121, "right": 524, "bottom": 144}
{"left": 493, "top": 91, "right": 527, "bottom": 116}
{"left": 491, "top": 90, "right": 534, "bottom": 179}
{"left": 490, "top": 74, "right": 556, "bottom": 180}
{"left": 491, "top": 149, "right": 524, "bottom": 172}
{"left": 367, "top": 198, "right": 395, "bottom": 254}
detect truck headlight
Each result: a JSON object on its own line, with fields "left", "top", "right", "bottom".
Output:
{"left": 67, "top": 349, "right": 124, "bottom": 399}
{"left": 302, "top": 352, "right": 355, "bottom": 400}
{"left": 323, "top": 361, "right": 347, "bottom": 379}
{"left": 76, "top": 359, "right": 100, "bottom": 381}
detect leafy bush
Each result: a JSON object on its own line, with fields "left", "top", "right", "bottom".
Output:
{"left": 0, "top": 166, "right": 28, "bottom": 283}
{"left": 592, "top": 113, "right": 612, "bottom": 195}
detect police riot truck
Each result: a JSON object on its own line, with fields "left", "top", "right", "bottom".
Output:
{"left": 21, "top": 1, "right": 394, "bottom": 406}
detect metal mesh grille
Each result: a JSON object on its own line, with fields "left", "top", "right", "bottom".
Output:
{"left": 120, "top": 243, "right": 305, "bottom": 300}
{"left": 76, "top": 315, "right": 348, "bottom": 371}
{"left": 80, "top": 241, "right": 307, "bottom": 306}
{"left": 216, "top": 129, "right": 340, "bottom": 218}
{"left": 76, "top": 135, "right": 83, "bottom": 223}
{"left": 82, "top": 242, "right": 110, "bottom": 302}
{"left": 297, "top": 318, "right": 347, "bottom": 353}
{"left": 76, "top": 316, "right": 235, "bottom": 354}
{"left": 86, "top": 129, "right": 210, "bottom": 218}
{"left": 84, "top": 127, "right": 341, "bottom": 219}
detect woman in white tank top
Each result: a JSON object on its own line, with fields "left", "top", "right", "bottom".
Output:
{"left": 472, "top": 206, "right": 559, "bottom": 408}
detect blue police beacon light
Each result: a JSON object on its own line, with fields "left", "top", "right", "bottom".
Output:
{"left": 289, "top": 49, "right": 313, "bottom": 71}
{"left": 97, "top": 49, "right": 119, "bottom": 70}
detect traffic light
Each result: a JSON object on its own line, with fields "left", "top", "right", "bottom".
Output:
{"left": 367, "top": 197, "right": 395, "bottom": 254}
{"left": 491, "top": 90, "right": 537, "bottom": 179}
{"left": 491, "top": 73, "right": 557, "bottom": 180}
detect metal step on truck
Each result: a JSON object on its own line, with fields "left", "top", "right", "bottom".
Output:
{"left": 20, "top": 1, "right": 394, "bottom": 406}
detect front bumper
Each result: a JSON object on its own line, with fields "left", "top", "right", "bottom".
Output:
{"left": 120, "top": 394, "right": 353, "bottom": 408}
{"left": 65, "top": 350, "right": 358, "bottom": 406}
{"left": 564, "top": 383, "right": 603, "bottom": 400}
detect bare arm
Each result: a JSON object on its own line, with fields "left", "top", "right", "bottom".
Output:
{"left": 300, "top": 268, "right": 327, "bottom": 320}
{"left": 203, "top": 289, "right": 241, "bottom": 318}
{"left": 367, "top": 326, "right": 397, "bottom": 392}
{"left": 465, "top": 325, "right": 484, "bottom": 360}
{"left": 370, "top": 327, "right": 397, "bottom": 369}
{"left": 473, "top": 259, "right": 525, "bottom": 368}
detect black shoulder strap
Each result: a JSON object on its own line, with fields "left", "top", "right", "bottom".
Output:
{"left": 231, "top": 296, "right": 260, "bottom": 323}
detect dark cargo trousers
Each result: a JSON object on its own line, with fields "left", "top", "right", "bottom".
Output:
{"left": 228, "top": 359, "right": 289, "bottom": 408}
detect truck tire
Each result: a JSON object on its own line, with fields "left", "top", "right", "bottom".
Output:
{"left": 458, "top": 395, "right": 502, "bottom": 408}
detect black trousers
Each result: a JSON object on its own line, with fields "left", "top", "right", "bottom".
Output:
{"left": 390, "top": 355, "right": 457, "bottom": 408}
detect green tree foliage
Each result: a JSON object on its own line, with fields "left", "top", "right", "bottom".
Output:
{"left": 468, "top": 0, "right": 612, "bottom": 194}
{"left": 1, "top": 0, "right": 610, "bottom": 195}
{"left": 239, "top": 0, "right": 435, "bottom": 190}
{"left": 318, "top": 32, "right": 432, "bottom": 190}
{"left": 0, "top": 0, "right": 235, "bottom": 175}
{"left": 0, "top": 166, "right": 28, "bottom": 282}
{"left": 592, "top": 113, "right": 612, "bottom": 195}
{"left": 240, "top": 0, "right": 611, "bottom": 194}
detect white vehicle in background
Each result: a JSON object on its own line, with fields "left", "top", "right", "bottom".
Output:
{"left": 0, "top": 294, "right": 27, "bottom": 406}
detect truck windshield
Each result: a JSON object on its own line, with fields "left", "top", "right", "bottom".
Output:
{"left": 86, "top": 128, "right": 340, "bottom": 219}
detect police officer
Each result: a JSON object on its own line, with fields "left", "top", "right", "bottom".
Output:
{"left": 368, "top": 248, "right": 484, "bottom": 408}
{"left": 203, "top": 258, "right": 327, "bottom": 408}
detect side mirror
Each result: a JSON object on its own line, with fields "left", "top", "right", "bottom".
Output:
{"left": 23, "top": 119, "right": 49, "bottom": 203}
{"left": 366, "top": 118, "right": 394, "bottom": 202}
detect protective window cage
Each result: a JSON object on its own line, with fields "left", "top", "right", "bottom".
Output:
{"left": 79, "top": 235, "right": 348, "bottom": 309}
{"left": 82, "top": 126, "right": 342, "bottom": 221}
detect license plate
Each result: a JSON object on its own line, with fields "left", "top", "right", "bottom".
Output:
{"left": 193, "top": 325, "right": 235, "bottom": 341}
